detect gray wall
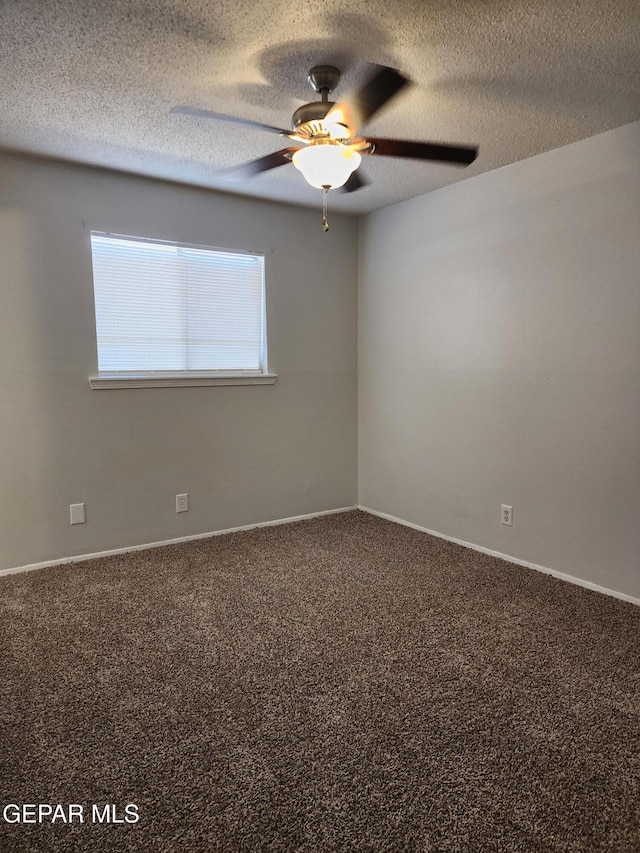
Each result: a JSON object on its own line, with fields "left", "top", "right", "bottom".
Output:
{"left": 0, "top": 152, "right": 358, "bottom": 570}
{"left": 359, "top": 121, "right": 640, "bottom": 599}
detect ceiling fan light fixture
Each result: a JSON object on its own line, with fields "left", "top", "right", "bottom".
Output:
{"left": 292, "top": 143, "right": 361, "bottom": 189}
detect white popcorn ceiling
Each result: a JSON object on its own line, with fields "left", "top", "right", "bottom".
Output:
{"left": 1, "top": 0, "right": 639, "bottom": 214}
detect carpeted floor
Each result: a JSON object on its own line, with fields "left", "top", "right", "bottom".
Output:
{"left": 1, "top": 510, "right": 638, "bottom": 852}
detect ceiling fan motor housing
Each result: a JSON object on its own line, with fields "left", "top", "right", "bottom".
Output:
{"left": 292, "top": 101, "right": 335, "bottom": 138}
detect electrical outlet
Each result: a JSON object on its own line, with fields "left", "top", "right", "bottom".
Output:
{"left": 70, "top": 503, "right": 85, "bottom": 525}
{"left": 501, "top": 504, "right": 513, "bottom": 526}
{"left": 176, "top": 493, "right": 189, "bottom": 513}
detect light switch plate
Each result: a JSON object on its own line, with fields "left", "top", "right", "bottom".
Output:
{"left": 70, "top": 503, "right": 86, "bottom": 524}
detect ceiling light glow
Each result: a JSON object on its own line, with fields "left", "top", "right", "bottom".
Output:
{"left": 292, "top": 143, "right": 361, "bottom": 189}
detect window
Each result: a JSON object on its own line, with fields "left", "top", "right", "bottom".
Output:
{"left": 88, "top": 232, "right": 275, "bottom": 388}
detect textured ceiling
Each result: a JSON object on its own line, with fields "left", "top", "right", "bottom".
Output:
{"left": 1, "top": 0, "right": 639, "bottom": 214}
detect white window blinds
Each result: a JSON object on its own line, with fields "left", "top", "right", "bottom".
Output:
{"left": 90, "top": 233, "right": 265, "bottom": 374}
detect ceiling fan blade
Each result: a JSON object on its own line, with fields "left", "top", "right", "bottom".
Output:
{"left": 340, "top": 170, "right": 368, "bottom": 193}
{"left": 366, "top": 137, "right": 478, "bottom": 166}
{"left": 326, "top": 65, "right": 410, "bottom": 134}
{"left": 217, "top": 148, "right": 298, "bottom": 182}
{"left": 170, "top": 105, "right": 295, "bottom": 137}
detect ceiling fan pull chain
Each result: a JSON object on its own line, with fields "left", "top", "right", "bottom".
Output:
{"left": 322, "top": 185, "right": 330, "bottom": 231}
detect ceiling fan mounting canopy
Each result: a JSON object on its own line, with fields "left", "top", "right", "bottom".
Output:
{"left": 307, "top": 65, "right": 341, "bottom": 96}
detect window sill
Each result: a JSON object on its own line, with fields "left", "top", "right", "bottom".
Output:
{"left": 89, "top": 373, "right": 278, "bottom": 389}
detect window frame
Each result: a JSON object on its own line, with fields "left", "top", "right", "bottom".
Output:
{"left": 87, "top": 231, "right": 276, "bottom": 389}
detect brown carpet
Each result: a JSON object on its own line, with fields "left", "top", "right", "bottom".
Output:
{"left": 1, "top": 510, "right": 638, "bottom": 852}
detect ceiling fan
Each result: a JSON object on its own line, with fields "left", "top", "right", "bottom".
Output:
{"left": 171, "top": 64, "right": 478, "bottom": 230}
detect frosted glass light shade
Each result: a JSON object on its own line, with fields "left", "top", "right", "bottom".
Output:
{"left": 292, "top": 144, "right": 361, "bottom": 189}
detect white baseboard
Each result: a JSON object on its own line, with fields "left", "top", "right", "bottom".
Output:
{"left": 6, "top": 505, "right": 638, "bottom": 608}
{"left": 359, "top": 506, "right": 640, "bottom": 608}
{"left": 0, "top": 506, "right": 358, "bottom": 578}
